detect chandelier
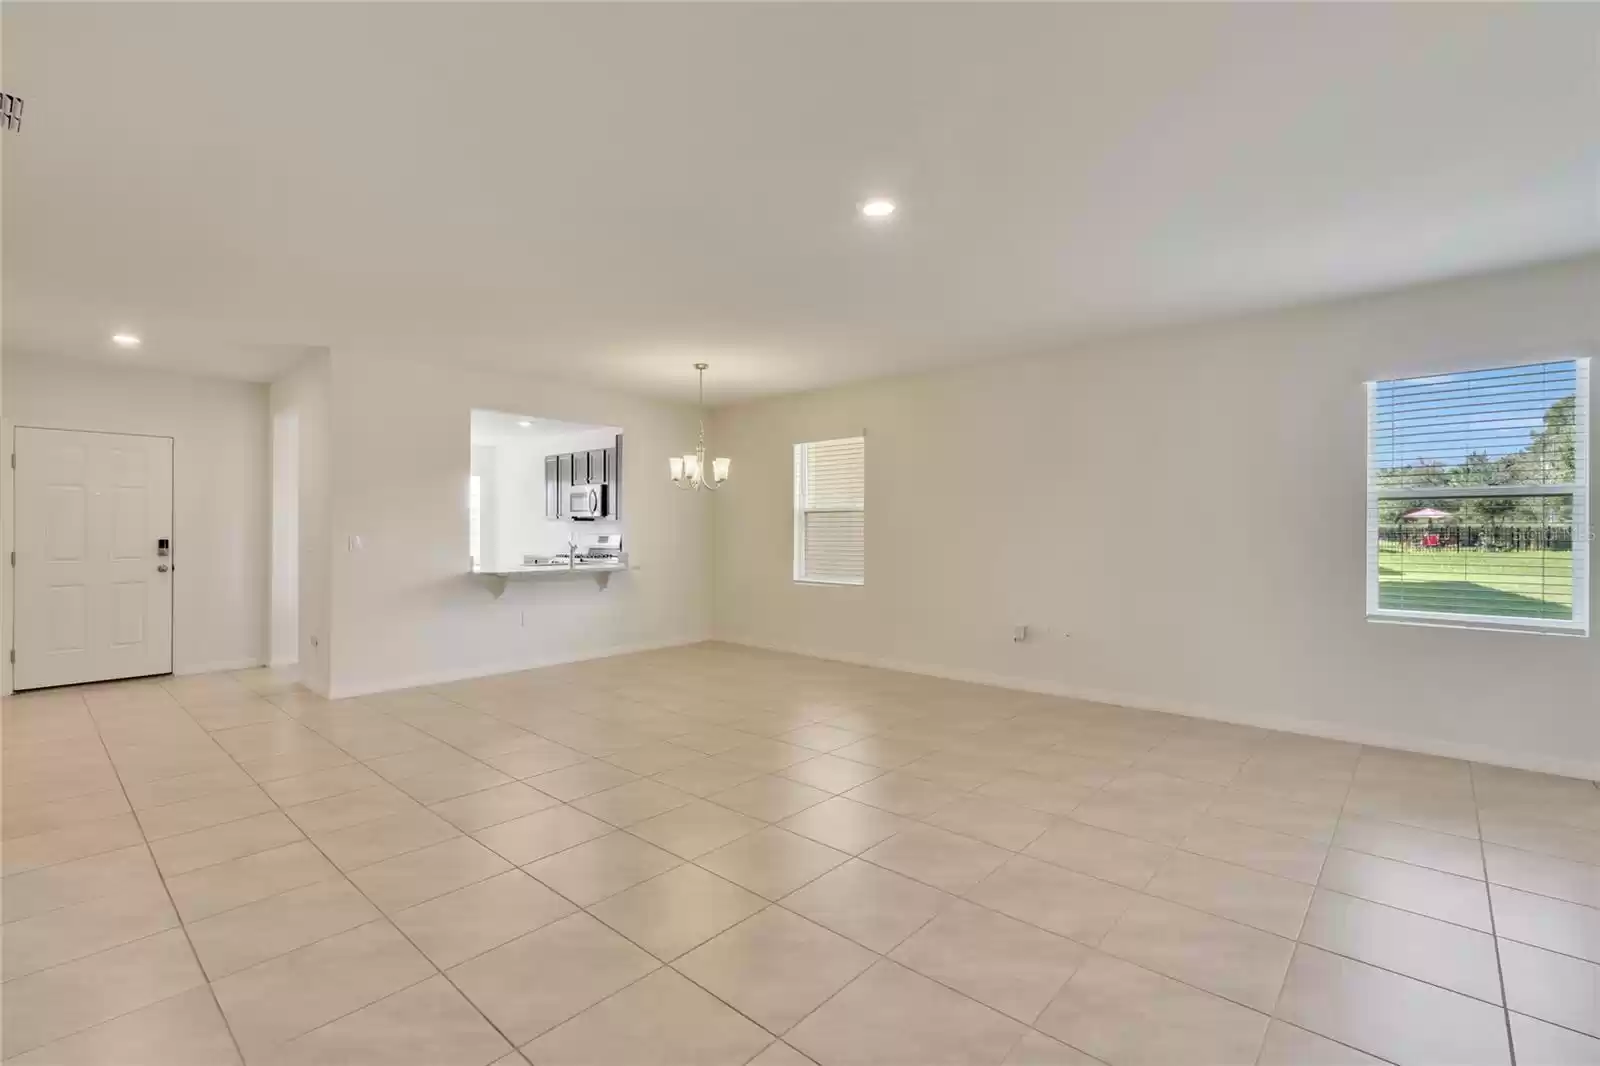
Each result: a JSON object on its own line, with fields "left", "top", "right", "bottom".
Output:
{"left": 670, "top": 362, "right": 730, "bottom": 491}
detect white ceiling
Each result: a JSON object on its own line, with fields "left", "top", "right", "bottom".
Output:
{"left": 4, "top": 3, "right": 1598, "bottom": 402}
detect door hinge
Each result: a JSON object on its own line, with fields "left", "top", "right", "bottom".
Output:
{"left": 9, "top": 453, "right": 14, "bottom": 469}
{"left": 8, "top": 551, "right": 14, "bottom": 567}
{"left": 8, "top": 650, "right": 14, "bottom": 665}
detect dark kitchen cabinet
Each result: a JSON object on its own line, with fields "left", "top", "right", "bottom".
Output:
{"left": 557, "top": 452, "right": 572, "bottom": 490}
{"left": 587, "top": 449, "right": 607, "bottom": 485}
{"left": 544, "top": 456, "right": 560, "bottom": 518}
{"left": 570, "top": 450, "right": 588, "bottom": 485}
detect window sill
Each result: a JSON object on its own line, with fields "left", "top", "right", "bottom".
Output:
{"left": 794, "top": 578, "right": 864, "bottom": 587}
{"left": 1367, "top": 611, "right": 1588, "bottom": 638}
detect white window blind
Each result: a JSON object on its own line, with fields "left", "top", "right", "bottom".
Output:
{"left": 1366, "top": 358, "right": 1589, "bottom": 635}
{"left": 795, "top": 436, "right": 865, "bottom": 585}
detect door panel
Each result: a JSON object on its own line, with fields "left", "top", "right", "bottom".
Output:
{"left": 14, "top": 428, "right": 174, "bottom": 689}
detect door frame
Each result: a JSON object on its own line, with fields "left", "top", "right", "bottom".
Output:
{"left": 3, "top": 421, "right": 177, "bottom": 693}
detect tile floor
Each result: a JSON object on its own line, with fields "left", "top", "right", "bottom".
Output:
{"left": 3, "top": 642, "right": 1599, "bottom": 1065}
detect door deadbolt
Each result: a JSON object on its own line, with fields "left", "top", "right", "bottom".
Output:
{"left": 157, "top": 564, "right": 170, "bottom": 573}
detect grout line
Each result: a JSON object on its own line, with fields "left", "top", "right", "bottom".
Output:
{"left": 71, "top": 691, "right": 253, "bottom": 1066}
{"left": 1470, "top": 765, "right": 1518, "bottom": 1066}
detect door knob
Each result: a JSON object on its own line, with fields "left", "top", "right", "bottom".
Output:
{"left": 157, "top": 564, "right": 169, "bottom": 573}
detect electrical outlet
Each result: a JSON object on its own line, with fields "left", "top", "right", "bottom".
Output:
{"left": 1013, "top": 625, "right": 1029, "bottom": 643}
{"left": 347, "top": 534, "right": 363, "bottom": 552}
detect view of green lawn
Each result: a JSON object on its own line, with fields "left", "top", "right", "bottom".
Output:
{"left": 1378, "top": 542, "right": 1573, "bottom": 619}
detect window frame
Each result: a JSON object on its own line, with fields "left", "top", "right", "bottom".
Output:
{"left": 793, "top": 435, "right": 866, "bottom": 587}
{"left": 1364, "top": 357, "right": 1590, "bottom": 637}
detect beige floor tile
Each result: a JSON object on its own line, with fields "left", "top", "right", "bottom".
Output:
{"left": 780, "top": 754, "right": 887, "bottom": 794}
{"left": 1023, "top": 820, "right": 1173, "bottom": 890}
{"left": 831, "top": 737, "right": 935, "bottom": 770}
{"left": 523, "top": 966, "right": 772, "bottom": 1066}
{"left": 709, "top": 775, "right": 833, "bottom": 822}
{"left": 1144, "top": 850, "right": 1312, "bottom": 937}
{"left": 1345, "top": 785, "right": 1482, "bottom": 839}
{"left": 1, "top": 882, "right": 178, "bottom": 980}
{"left": 1276, "top": 944, "right": 1511, "bottom": 1065}
{"left": 210, "top": 919, "right": 433, "bottom": 1055}
{"left": 472, "top": 804, "right": 612, "bottom": 864}
{"left": 787, "top": 960, "right": 1025, "bottom": 1066}
{"left": 448, "top": 912, "right": 659, "bottom": 1045}
{"left": 1, "top": 845, "right": 163, "bottom": 922}
{"left": 781, "top": 857, "right": 951, "bottom": 952}
{"left": 526, "top": 760, "right": 641, "bottom": 801}
{"left": 862, "top": 824, "right": 1010, "bottom": 893}
{"left": 677, "top": 906, "right": 876, "bottom": 1033}
{"left": 975, "top": 774, "right": 1093, "bottom": 818}
{"left": 525, "top": 831, "right": 683, "bottom": 905}
{"left": 282, "top": 783, "right": 421, "bottom": 834}
{"left": 150, "top": 811, "right": 306, "bottom": 877}
{"left": 1510, "top": 1011, "right": 1600, "bottom": 1065}
{"left": 843, "top": 773, "right": 965, "bottom": 818}
{"left": 967, "top": 855, "right": 1134, "bottom": 945}
{"left": 1493, "top": 883, "right": 1600, "bottom": 964}
{"left": 1255, "top": 1020, "right": 1385, "bottom": 1065}
{"left": 239, "top": 747, "right": 356, "bottom": 784}
{"left": 254, "top": 975, "right": 511, "bottom": 1066}
{"left": 0, "top": 928, "right": 207, "bottom": 1059}
{"left": 391, "top": 762, "right": 515, "bottom": 805}
{"left": 1318, "top": 846, "right": 1493, "bottom": 931}
{"left": 1334, "top": 814, "right": 1486, "bottom": 879}
{"left": 571, "top": 779, "right": 694, "bottom": 826}
{"left": 778, "top": 796, "right": 911, "bottom": 854}
{"left": 604, "top": 741, "right": 705, "bottom": 776}
{"left": 1481, "top": 812, "right": 1600, "bottom": 866}
{"left": 749, "top": 1041, "right": 820, "bottom": 1066}
{"left": 629, "top": 800, "right": 765, "bottom": 859}
{"left": 3, "top": 788, "right": 132, "bottom": 840}
{"left": 166, "top": 840, "right": 340, "bottom": 922}
{"left": 311, "top": 807, "right": 461, "bottom": 870}
{"left": 1206, "top": 786, "right": 1340, "bottom": 844}
{"left": 1486, "top": 842, "right": 1600, "bottom": 910}
{"left": 780, "top": 724, "right": 867, "bottom": 753}
{"left": 430, "top": 781, "right": 560, "bottom": 832}
{"left": 262, "top": 763, "right": 386, "bottom": 807}
{"left": 481, "top": 738, "right": 589, "bottom": 779}
{"left": 1500, "top": 938, "right": 1600, "bottom": 1038}
{"left": 1098, "top": 894, "right": 1292, "bottom": 1011}
{"left": 1179, "top": 815, "right": 1327, "bottom": 884}
{"left": 1035, "top": 951, "right": 1267, "bottom": 1066}
{"left": 696, "top": 827, "right": 851, "bottom": 899}
{"left": 3, "top": 813, "right": 145, "bottom": 876}
{"left": 891, "top": 899, "right": 1087, "bottom": 1024}
{"left": 1300, "top": 887, "right": 1502, "bottom": 1003}
{"left": 346, "top": 835, "right": 512, "bottom": 913}
{"left": 186, "top": 877, "right": 379, "bottom": 978}
{"left": 2, "top": 985, "right": 241, "bottom": 1066}
{"left": 588, "top": 863, "right": 767, "bottom": 960}
{"left": 654, "top": 757, "right": 767, "bottom": 797}
{"left": 121, "top": 764, "right": 255, "bottom": 810}
{"left": 1000, "top": 1030, "right": 1102, "bottom": 1065}
{"left": 1066, "top": 795, "right": 1205, "bottom": 847}
{"left": 393, "top": 869, "right": 575, "bottom": 968}
{"left": 926, "top": 796, "right": 1056, "bottom": 852}
{"left": 720, "top": 740, "right": 818, "bottom": 772}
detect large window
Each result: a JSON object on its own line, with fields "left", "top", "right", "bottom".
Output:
{"left": 794, "top": 436, "right": 865, "bottom": 585}
{"left": 1366, "top": 358, "right": 1589, "bottom": 634}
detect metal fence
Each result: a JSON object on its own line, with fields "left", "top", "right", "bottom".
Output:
{"left": 1379, "top": 525, "right": 1574, "bottom": 551}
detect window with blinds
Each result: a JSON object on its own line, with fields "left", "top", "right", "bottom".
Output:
{"left": 794, "top": 436, "right": 865, "bottom": 585}
{"left": 1366, "top": 358, "right": 1589, "bottom": 635}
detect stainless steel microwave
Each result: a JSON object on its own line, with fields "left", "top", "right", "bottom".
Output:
{"left": 568, "top": 483, "right": 608, "bottom": 519}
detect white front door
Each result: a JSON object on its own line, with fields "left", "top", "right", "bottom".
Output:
{"left": 13, "top": 428, "right": 174, "bottom": 690}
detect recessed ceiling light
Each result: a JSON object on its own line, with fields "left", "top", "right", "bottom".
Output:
{"left": 517, "top": 420, "right": 532, "bottom": 427}
{"left": 111, "top": 332, "right": 141, "bottom": 349}
{"left": 859, "top": 198, "right": 896, "bottom": 220}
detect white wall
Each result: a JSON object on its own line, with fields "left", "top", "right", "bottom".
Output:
{"left": 2, "top": 353, "right": 271, "bottom": 682}
{"left": 326, "top": 352, "right": 710, "bottom": 697}
{"left": 270, "top": 351, "right": 334, "bottom": 695}
{"left": 712, "top": 253, "right": 1600, "bottom": 778}
{"left": 269, "top": 408, "right": 300, "bottom": 665}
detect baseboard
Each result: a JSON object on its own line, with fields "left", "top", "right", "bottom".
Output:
{"left": 269, "top": 656, "right": 299, "bottom": 669}
{"left": 176, "top": 657, "right": 266, "bottom": 676}
{"left": 327, "top": 635, "right": 709, "bottom": 700}
{"left": 719, "top": 637, "right": 1600, "bottom": 782}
